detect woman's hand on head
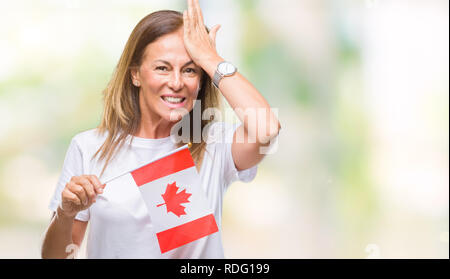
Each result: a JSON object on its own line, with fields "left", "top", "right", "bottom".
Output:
{"left": 59, "top": 175, "right": 105, "bottom": 218}
{"left": 183, "top": 0, "right": 221, "bottom": 67}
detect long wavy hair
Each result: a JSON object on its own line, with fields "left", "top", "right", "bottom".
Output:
{"left": 93, "top": 10, "right": 221, "bottom": 178}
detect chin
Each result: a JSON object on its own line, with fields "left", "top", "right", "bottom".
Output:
{"left": 164, "top": 108, "right": 191, "bottom": 123}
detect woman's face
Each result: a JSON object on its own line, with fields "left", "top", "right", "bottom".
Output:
{"left": 132, "top": 28, "right": 202, "bottom": 123}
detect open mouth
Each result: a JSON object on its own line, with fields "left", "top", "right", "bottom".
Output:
{"left": 160, "top": 96, "right": 187, "bottom": 108}
{"left": 161, "top": 96, "right": 186, "bottom": 104}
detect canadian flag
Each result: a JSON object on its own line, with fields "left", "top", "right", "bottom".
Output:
{"left": 122, "top": 145, "right": 219, "bottom": 253}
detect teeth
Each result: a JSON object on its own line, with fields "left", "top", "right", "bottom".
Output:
{"left": 163, "top": 96, "right": 184, "bottom": 104}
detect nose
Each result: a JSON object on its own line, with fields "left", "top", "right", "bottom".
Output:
{"left": 167, "top": 71, "right": 184, "bottom": 91}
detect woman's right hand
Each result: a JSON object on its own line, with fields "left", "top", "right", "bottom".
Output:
{"left": 59, "top": 175, "right": 106, "bottom": 218}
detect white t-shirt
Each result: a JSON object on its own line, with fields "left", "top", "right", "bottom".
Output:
{"left": 48, "top": 121, "right": 257, "bottom": 259}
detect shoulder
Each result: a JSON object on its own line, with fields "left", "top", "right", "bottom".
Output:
{"left": 202, "top": 121, "right": 240, "bottom": 165}
{"left": 70, "top": 128, "right": 107, "bottom": 153}
{"left": 204, "top": 121, "right": 240, "bottom": 144}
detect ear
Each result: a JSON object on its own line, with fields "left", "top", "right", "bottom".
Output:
{"left": 130, "top": 66, "right": 141, "bottom": 86}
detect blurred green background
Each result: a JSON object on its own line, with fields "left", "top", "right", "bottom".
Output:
{"left": 0, "top": 0, "right": 448, "bottom": 258}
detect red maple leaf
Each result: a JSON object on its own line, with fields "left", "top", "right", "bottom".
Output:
{"left": 156, "top": 182, "right": 192, "bottom": 217}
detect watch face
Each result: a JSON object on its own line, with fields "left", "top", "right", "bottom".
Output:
{"left": 218, "top": 62, "right": 236, "bottom": 76}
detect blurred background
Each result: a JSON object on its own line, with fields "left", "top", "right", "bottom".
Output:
{"left": 0, "top": 0, "right": 448, "bottom": 258}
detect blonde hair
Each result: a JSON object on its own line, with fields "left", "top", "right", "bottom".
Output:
{"left": 93, "top": 10, "right": 221, "bottom": 177}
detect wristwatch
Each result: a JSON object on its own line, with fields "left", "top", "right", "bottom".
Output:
{"left": 213, "top": 61, "right": 237, "bottom": 88}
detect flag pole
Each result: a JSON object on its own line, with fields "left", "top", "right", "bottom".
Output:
{"left": 101, "top": 143, "right": 191, "bottom": 185}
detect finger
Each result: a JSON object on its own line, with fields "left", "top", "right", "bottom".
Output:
{"left": 68, "top": 182, "right": 88, "bottom": 206}
{"left": 187, "top": 0, "right": 194, "bottom": 22}
{"left": 183, "top": 10, "right": 190, "bottom": 32}
{"left": 193, "top": 0, "right": 204, "bottom": 24}
{"left": 78, "top": 177, "right": 97, "bottom": 204}
{"left": 188, "top": 0, "right": 201, "bottom": 30}
{"left": 87, "top": 175, "right": 103, "bottom": 195}
{"left": 62, "top": 188, "right": 81, "bottom": 206}
{"left": 209, "top": 24, "right": 221, "bottom": 45}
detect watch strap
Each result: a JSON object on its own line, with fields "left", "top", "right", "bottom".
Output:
{"left": 213, "top": 69, "right": 223, "bottom": 88}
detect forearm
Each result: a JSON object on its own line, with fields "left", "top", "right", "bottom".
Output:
{"left": 41, "top": 206, "right": 75, "bottom": 259}
{"left": 201, "top": 56, "right": 281, "bottom": 143}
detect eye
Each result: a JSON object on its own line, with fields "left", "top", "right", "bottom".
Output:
{"left": 184, "top": 68, "right": 197, "bottom": 74}
{"left": 156, "top": 66, "right": 168, "bottom": 71}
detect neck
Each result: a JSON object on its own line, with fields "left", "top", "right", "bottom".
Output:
{"left": 134, "top": 112, "right": 175, "bottom": 139}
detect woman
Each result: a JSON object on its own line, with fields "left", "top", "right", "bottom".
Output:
{"left": 41, "top": 0, "right": 280, "bottom": 259}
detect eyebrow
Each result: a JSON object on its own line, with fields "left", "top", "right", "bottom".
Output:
{"left": 154, "top": 60, "right": 195, "bottom": 68}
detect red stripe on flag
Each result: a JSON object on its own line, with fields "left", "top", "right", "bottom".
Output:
{"left": 131, "top": 148, "right": 195, "bottom": 186}
{"left": 156, "top": 214, "right": 219, "bottom": 254}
